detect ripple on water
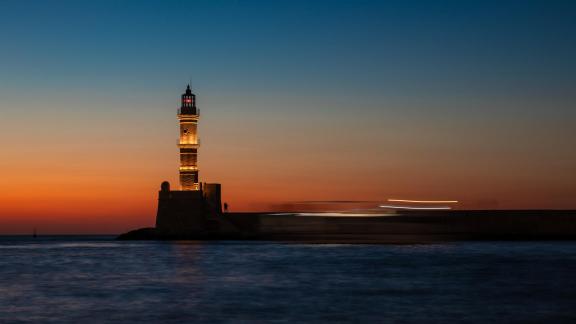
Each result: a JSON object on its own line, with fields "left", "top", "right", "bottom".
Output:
{"left": 0, "top": 238, "right": 576, "bottom": 323}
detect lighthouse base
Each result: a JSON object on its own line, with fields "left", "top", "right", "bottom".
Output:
{"left": 154, "top": 182, "right": 239, "bottom": 237}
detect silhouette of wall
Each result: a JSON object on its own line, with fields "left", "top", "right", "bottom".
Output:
{"left": 155, "top": 184, "right": 206, "bottom": 235}
{"left": 203, "top": 183, "right": 222, "bottom": 214}
{"left": 155, "top": 181, "right": 237, "bottom": 236}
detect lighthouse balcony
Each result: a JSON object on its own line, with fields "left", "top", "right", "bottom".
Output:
{"left": 179, "top": 166, "right": 198, "bottom": 171}
{"left": 178, "top": 142, "right": 200, "bottom": 149}
{"left": 178, "top": 108, "right": 200, "bottom": 116}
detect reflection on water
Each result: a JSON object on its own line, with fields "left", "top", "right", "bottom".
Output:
{"left": 1, "top": 237, "right": 576, "bottom": 323}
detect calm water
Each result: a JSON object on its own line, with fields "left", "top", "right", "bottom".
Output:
{"left": 1, "top": 237, "right": 575, "bottom": 323}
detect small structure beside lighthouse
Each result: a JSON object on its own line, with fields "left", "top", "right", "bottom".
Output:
{"left": 178, "top": 85, "right": 200, "bottom": 191}
{"left": 154, "top": 85, "right": 236, "bottom": 237}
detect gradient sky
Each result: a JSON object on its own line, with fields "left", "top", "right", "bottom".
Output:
{"left": 1, "top": 0, "right": 575, "bottom": 234}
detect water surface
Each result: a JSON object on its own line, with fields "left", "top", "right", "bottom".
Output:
{"left": 1, "top": 237, "right": 575, "bottom": 323}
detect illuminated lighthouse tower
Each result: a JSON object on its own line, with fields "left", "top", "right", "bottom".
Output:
{"left": 154, "top": 85, "right": 231, "bottom": 235}
{"left": 178, "top": 85, "right": 200, "bottom": 190}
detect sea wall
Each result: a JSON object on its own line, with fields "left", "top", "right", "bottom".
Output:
{"left": 220, "top": 210, "right": 576, "bottom": 243}
{"left": 121, "top": 201, "right": 576, "bottom": 242}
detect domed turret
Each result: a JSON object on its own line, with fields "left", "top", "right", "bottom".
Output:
{"left": 180, "top": 84, "right": 197, "bottom": 114}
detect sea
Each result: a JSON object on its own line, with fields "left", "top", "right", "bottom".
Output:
{"left": 1, "top": 236, "right": 575, "bottom": 323}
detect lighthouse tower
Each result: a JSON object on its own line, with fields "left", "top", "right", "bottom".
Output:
{"left": 153, "top": 84, "right": 233, "bottom": 235}
{"left": 178, "top": 85, "right": 200, "bottom": 190}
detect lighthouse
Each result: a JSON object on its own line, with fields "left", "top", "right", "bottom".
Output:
{"left": 153, "top": 84, "right": 233, "bottom": 235}
{"left": 178, "top": 85, "right": 200, "bottom": 190}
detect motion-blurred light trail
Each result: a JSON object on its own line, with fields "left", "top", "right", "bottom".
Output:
{"left": 387, "top": 199, "right": 459, "bottom": 204}
{"left": 379, "top": 205, "right": 452, "bottom": 210}
{"left": 269, "top": 212, "right": 395, "bottom": 217}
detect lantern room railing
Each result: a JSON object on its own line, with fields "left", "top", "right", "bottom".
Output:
{"left": 178, "top": 108, "right": 199, "bottom": 115}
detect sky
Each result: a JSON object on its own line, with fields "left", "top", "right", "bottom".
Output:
{"left": 1, "top": 0, "right": 575, "bottom": 234}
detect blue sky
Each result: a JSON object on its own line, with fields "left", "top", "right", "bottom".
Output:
{"left": 2, "top": 0, "right": 575, "bottom": 100}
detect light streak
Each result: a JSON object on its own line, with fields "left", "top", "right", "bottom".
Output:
{"left": 379, "top": 205, "right": 452, "bottom": 210}
{"left": 269, "top": 213, "right": 395, "bottom": 217}
{"left": 387, "top": 199, "right": 459, "bottom": 204}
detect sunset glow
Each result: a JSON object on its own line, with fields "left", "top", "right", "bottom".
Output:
{"left": 1, "top": 1, "right": 575, "bottom": 234}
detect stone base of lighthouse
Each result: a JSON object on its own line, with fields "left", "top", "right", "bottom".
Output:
{"left": 154, "top": 182, "right": 239, "bottom": 237}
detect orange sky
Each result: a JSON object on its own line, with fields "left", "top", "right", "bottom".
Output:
{"left": 1, "top": 93, "right": 575, "bottom": 234}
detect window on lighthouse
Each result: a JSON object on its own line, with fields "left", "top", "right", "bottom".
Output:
{"left": 184, "top": 97, "right": 192, "bottom": 106}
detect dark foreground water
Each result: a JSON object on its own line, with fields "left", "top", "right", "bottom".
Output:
{"left": 1, "top": 237, "right": 575, "bottom": 323}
